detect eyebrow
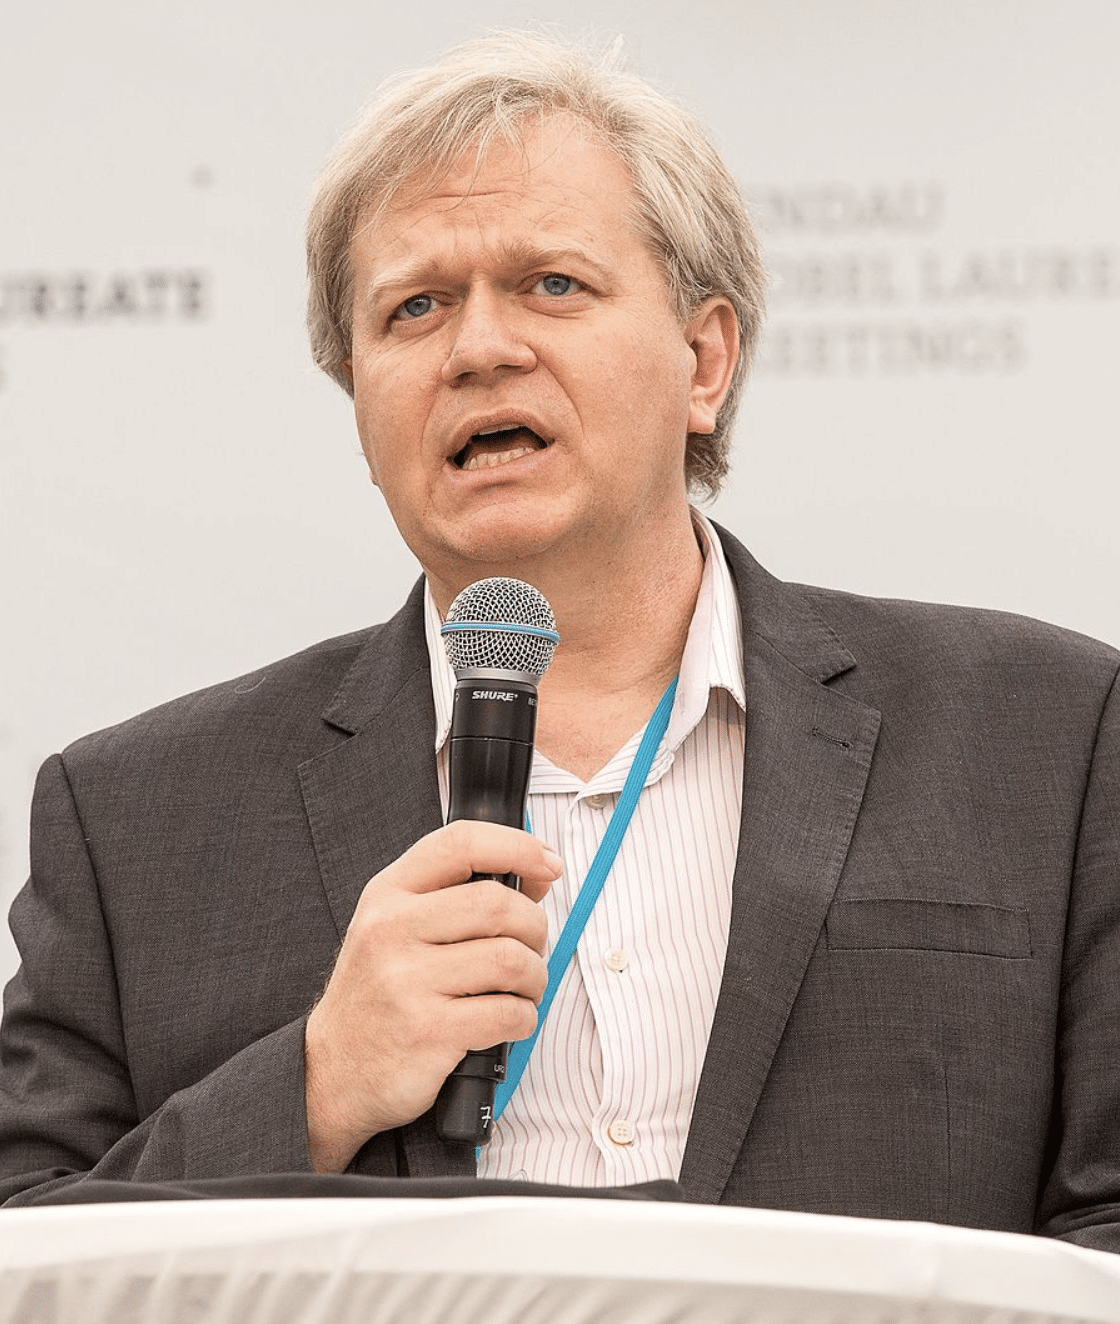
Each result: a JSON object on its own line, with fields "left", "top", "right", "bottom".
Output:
{"left": 362, "top": 240, "right": 614, "bottom": 308}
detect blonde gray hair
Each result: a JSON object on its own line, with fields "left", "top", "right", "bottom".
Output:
{"left": 306, "top": 31, "right": 766, "bottom": 498}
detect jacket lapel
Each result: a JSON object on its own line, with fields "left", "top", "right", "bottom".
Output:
{"left": 679, "top": 529, "right": 881, "bottom": 1203}
{"left": 297, "top": 580, "right": 474, "bottom": 1178}
{"left": 298, "top": 579, "right": 443, "bottom": 938}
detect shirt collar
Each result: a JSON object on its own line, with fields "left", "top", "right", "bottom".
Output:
{"left": 666, "top": 510, "right": 746, "bottom": 755}
{"left": 425, "top": 580, "right": 456, "bottom": 752}
{"left": 424, "top": 509, "right": 745, "bottom": 756}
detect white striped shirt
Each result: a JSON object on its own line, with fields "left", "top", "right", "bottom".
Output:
{"left": 424, "top": 511, "right": 746, "bottom": 1185}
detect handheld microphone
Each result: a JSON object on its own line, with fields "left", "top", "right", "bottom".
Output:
{"left": 434, "top": 577, "right": 559, "bottom": 1146}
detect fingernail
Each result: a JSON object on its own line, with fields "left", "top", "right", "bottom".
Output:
{"left": 541, "top": 847, "right": 564, "bottom": 876}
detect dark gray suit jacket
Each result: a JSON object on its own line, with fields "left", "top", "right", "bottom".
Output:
{"left": 3, "top": 529, "right": 1119, "bottom": 1249}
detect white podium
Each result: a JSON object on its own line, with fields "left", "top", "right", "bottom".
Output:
{"left": 2, "top": 1198, "right": 1119, "bottom": 1323}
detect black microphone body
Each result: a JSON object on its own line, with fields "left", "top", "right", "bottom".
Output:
{"left": 433, "top": 577, "right": 558, "bottom": 1148}
{"left": 435, "top": 674, "right": 538, "bottom": 1145}
{"left": 446, "top": 677, "right": 538, "bottom": 831}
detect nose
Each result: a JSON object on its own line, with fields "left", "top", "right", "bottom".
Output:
{"left": 440, "top": 290, "right": 536, "bottom": 384}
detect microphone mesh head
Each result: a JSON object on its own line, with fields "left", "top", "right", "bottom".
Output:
{"left": 441, "top": 577, "right": 559, "bottom": 677}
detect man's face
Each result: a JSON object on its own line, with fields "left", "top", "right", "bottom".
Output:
{"left": 346, "top": 116, "right": 724, "bottom": 602}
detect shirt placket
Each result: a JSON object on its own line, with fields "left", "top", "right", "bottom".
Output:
{"left": 565, "top": 743, "right": 679, "bottom": 1182}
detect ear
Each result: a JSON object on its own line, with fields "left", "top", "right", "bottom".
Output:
{"left": 685, "top": 297, "right": 739, "bottom": 436}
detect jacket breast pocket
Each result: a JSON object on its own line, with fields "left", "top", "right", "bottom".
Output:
{"left": 825, "top": 899, "right": 1032, "bottom": 959}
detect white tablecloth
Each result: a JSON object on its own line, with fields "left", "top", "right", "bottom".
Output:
{"left": 2, "top": 1197, "right": 1119, "bottom": 1323}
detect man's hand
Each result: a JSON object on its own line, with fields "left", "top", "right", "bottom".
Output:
{"left": 304, "top": 821, "right": 563, "bottom": 1172}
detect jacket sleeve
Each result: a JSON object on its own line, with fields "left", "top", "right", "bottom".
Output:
{"left": 0, "top": 754, "right": 314, "bottom": 1205}
{"left": 1036, "top": 663, "right": 1120, "bottom": 1251}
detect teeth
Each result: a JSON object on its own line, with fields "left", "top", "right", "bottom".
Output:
{"left": 475, "top": 424, "right": 520, "bottom": 436}
{"left": 462, "top": 445, "right": 535, "bottom": 471}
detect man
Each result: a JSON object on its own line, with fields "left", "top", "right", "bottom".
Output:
{"left": 2, "top": 34, "right": 1119, "bottom": 1252}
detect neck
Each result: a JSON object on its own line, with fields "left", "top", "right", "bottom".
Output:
{"left": 540, "top": 534, "right": 701, "bottom": 700}
{"left": 429, "top": 505, "right": 706, "bottom": 778}
{"left": 525, "top": 511, "right": 707, "bottom": 778}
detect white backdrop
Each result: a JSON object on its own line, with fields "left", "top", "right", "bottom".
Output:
{"left": 2, "top": 0, "right": 1118, "bottom": 985}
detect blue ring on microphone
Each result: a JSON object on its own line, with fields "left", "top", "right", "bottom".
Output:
{"left": 440, "top": 621, "right": 561, "bottom": 645}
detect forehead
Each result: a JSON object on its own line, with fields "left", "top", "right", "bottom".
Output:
{"left": 361, "top": 116, "right": 647, "bottom": 264}
{"left": 402, "top": 113, "right": 632, "bottom": 206}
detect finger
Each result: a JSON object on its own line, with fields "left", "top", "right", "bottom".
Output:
{"left": 417, "top": 879, "right": 549, "bottom": 952}
{"left": 441, "top": 990, "right": 541, "bottom": 1051}
{"left": 428, "top": 935, "right": 549, "bottom": 1002}
{"left": 381, "top": 820, "right": 564, "bottom": 898}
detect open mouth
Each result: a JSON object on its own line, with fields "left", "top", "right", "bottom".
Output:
{"left": 454, "top": 425, "right": 549, "bottom": 472}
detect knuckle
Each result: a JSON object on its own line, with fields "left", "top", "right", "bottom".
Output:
{"left": 490, "top": 936, "right": 528, "bottom": 988}
{"left": 470, "top": 879, "right": 515, "bottom": 931}
{"left": 441, "top": 818, "right": 469, "bottom": 851}
{"left": 441, "top": 818, "right": 479, "bottom": 861}
{"left": 471, "top": 997, "right": 528, "bottom": 1048}
{"left": 528, "top": 954, "right": 548, "bottom": 1001}
{"left": 350, "top": 895, "right": 406, "bottom": 953}
{"left": 498, "top": 996, "right": 538, "bottom": 1042}
{"left": 528, "top": 908, "right": 549, "bottom": 952}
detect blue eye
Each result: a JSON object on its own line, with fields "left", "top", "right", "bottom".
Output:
{"left": 537, "top": 274, "right": 578, "bottom": 297}
{"left": 397, "top": 294, "right": 434, "bottom": 319}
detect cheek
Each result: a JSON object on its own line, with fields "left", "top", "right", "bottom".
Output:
{"left": 568, "top": 328, "right": 661, "bottom": 407}
{"left": 351, "top": 355, "right": 421, "bottom": 480}
{"left": 597, "top": 332, "right": 692, "bottom": 429}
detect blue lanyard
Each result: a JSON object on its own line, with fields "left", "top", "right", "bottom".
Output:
{"left": 493, "top": 676, "right": 679, "bottom": 1122}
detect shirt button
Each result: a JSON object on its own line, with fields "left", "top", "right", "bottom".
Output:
{"left": 607, "top": 1119, "right": 636, "bottom": 1146}
{"left": 604, "top": 948, "right": 629, "bottom": 973}
{"left": 585, "top": 793, "right": 610, "bottom": 810}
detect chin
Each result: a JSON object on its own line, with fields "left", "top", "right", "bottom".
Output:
{"left": 434, "top": 514, "right": 575, "bottom": 580}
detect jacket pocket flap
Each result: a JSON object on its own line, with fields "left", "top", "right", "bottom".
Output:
{"left": 826, "top": 899, "right": 1031, "bottom": 958}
